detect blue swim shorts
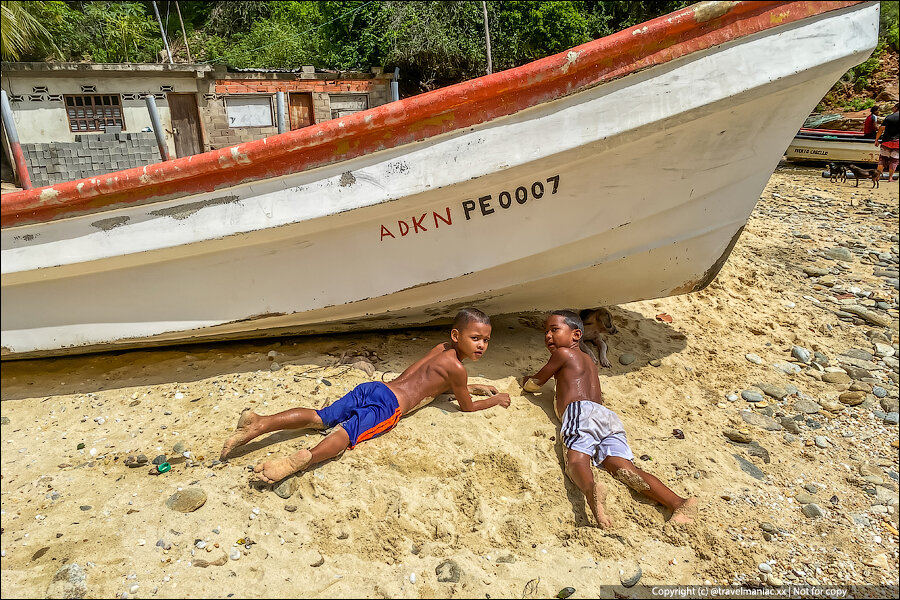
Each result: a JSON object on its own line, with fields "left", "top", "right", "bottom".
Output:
{"left": 316, "top": 381, "right": 401, "bottom": 448}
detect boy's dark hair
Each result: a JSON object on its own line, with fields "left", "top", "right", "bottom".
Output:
{"left": 870, "top": 106, "right": 879, "bottom": 114}
{"left": 550, "top": 309, "right": 583, "bottom": 333}
{"left": 453, "top": 307, "right": 491, "bottom": 330}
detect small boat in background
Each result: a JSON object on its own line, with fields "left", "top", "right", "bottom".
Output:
{"left": 0, "top": 1, "right": 881, "bottom": 359}
{"left": 786, "top": 127, "right": 880, "bottom": 164}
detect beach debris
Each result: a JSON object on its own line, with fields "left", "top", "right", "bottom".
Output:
{"left": 76, "top": 443, "right": 85, "bottom": 450}
{"left": 435, "top": 559, "right": 461, "bottom": 583}
{"left": 655, "top": 313, "right": 673, "bottom": 323}
{"left": 639, "top": 455, "right": 652, "bottom": 461}
{"left": 193, "top": 552, "right": 228, "bottom": 568}
{"left": 672, "top": 429, "right": 685, "bottom": 439}
{"left": 556, "top": 586, "right": 576, "bottom": 598}
{"left": 801, "top": 503, "right": 824, "bottom": 518}
{"left": 723, "top": 429, "right": 753, "bottom": 444}
{"left": 149, "top": 462, "right": 171, "bottom": 475}
{"left": 165, "top": 487, "right": 207, "bottom": 513}
{"left": 619, "top": 563, "right": 642, "bottom": 588}
{"left": 521, "top": 577, "right": 540, "bottom": 598}
{"left": 46, "top": 563, "right": 87, "bottom": 599}
{"left": 124, "top": 454, "right": 148, "bottom": 468}
{"left": 229, "top": 548, "right": 241, "bottom": 561}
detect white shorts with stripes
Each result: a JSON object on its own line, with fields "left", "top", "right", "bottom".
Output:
{"left": 561, "top": 401, "right": 634, "bottom": 467}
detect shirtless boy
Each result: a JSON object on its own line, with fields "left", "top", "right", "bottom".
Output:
{"left": 523, "top": 310, "right": 696, "bottom": 528}
{"left": 220, "top": 308, "right": 511, "bottom": 483}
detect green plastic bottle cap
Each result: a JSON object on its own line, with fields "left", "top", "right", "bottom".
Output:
{"left": 157, "top": 462, "right": 171, "bottom": 473}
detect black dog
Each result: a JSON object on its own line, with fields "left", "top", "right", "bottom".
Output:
{"left": 828, "top": 162, "right": 846, "bottom": 183}
{"left": 845, "top": 163, "right": 880, "bottom": 188}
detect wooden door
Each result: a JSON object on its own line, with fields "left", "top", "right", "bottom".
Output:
{"left": 289, "top": 93, "right": 315, "bottom": 130}
{"left": 167, "top": 93, "right": 202, "bottom": 158}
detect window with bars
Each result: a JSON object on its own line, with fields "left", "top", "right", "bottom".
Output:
{"left": 64, "top": 94, "right": 125, "bottom": 132}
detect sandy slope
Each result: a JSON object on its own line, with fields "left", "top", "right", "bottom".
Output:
{"left": 1, "top": 165, "right": 898, "bottom": 599}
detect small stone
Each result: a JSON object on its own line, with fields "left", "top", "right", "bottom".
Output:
{"left": 862, "top": 554, "right": 890, "bottom": 570}
{"left": 872, "top": 386, "right": 887, "bottom": 398}
{"left": 783, "top": 433, "right": 798, "bottom": 443}
{"left": 308, "top": 551, "right": 325, "bottom": 568}
{"left": 814, "top": 436, "right": 829, "bottom": 448}
{"left": 733, "top": 454, "right": 765, "bottom": 480}
{"left": 435, "top": 559, "right": 461, "bottom": 583}
{"left": 819, "top": 400, "right": 845, "bottom": 413}
{"left": 794, "top": 492, "right": 817, "bottom": 504}
{"left": 350, "top": 360, "right": 376, "bottom": 377}
{"left": 773, "top": 362, "right": 801, "bottom": 375}
{"left": 822, "top": 372, "right": 851, "bottom": 385}
{"left": 802, "top": 503, "right": 824, "bottom": 518}
{"left": 46, "top": 563, "right": 87, "bottom": 599}
{"left": 742, "top": 390, "right": 765, "bottom": 403}
{"left": 229, "top": 548, "right": 241, "bottom": 561}
{"left": 792, "top": 346, "right": 812, "bottom": 364}
{"left": 284, "top": 505, "right": 297, "bottom": 513}
{"left": 767, "top": 575, "right": 783, "bottom": 587}
{"left": 273, "top": 477, "right": 297, "bottom": 499}
{"left": 759, "top": 522, "right": 777, "bottom": 534}
{"left": 649, "top": 359, "right": 662, "bottom": 367}
{"left": 884, "top": 412, "right": 899, "bottom": 425}
{"left": 825, "top": 247, "right": 853, "bottom": 262}
{"left": 741, "top": 410, "right": 782, "bottom": 431}
{"left": 756, "top": 382, "right": 788, "bottom": 400}
{"left": 152, "top": 455, "right": 167, "bottom": 465}
{"left": 746, "top": 353, "right": 764, "bottom": 365}
{"left": 173, "top": 442, "right": 186, "bottom": 454}
{"left": 620, "top": 564, "right": 642, "bottom": 588}
{"left": 619, "top": 353, "right": 636, "bottom": 366}
{"left": 758, "top": 563, "right": 772, "bottom": 574}
{"left": 723, "top": 429, "right": 753, "bottom": 443}
{"left": 793, "top": 398, "right": 820, "bottom": 414}
{"left": 839, "top": 391, "right": 866, "bottom": 406}
{"left": 165, "top": 487, "right": 207, "bottom": 513}
{"left": 270, "top": 362, "right": 282, "bottom": 371}
{"left": 0, "top": 416, "right": 10, "bottom": 425}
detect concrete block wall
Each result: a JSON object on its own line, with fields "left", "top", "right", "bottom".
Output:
{"left": 22, "top": 132, "right": 159, "bottom": 187}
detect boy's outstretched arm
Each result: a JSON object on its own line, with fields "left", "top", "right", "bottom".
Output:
{"left": 522, "top": 349, "right": 568, "bottom": 389}
{"left": 451, "top": 365, "right": 510, "bottom": 411}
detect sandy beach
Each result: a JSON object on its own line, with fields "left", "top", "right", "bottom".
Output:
{"left": 1, "top": 164, "right": 898, "bottom": 598}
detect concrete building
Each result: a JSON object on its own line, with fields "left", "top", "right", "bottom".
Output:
{"left": 1, "top": 62, "right": 393, "bottom": 188}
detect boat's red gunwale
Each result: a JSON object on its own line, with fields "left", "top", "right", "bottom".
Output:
{"left": 1, "top": 1, "right": 864, "bottom": 227}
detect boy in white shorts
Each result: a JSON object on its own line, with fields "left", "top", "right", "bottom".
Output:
{"left": 523, "top": 310, "right": 696, "bottom": 528}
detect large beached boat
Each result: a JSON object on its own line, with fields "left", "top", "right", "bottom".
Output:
{"left": 0, "top": 1, "right": 881, "bottom": 359}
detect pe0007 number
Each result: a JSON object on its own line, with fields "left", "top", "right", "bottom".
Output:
{"left": 462, "top": 175, "right": 560, "bottom": 220}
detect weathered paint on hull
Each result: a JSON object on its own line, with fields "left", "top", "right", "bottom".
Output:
{"left": 0, "top": 2, "right": 880, "bottom": 358}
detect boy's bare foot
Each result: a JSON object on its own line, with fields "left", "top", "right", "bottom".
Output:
{"left": 670, "top": 497, "right": 697, "bottom": 524}
{"left": 592, "top": 480, "right": 613, "bottom": 529}
{"left": 251, "top": 449, "right": 312, "bottom": 484}
{"left": 220, "top": 408, "right": 260, "bottom": 460}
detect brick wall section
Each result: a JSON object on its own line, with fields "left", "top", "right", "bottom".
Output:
{"left": 204, "top": 78, "right": 391, "bottom": 150}
{"left": 22, "top": 132, "right": 159, "bottom": 187}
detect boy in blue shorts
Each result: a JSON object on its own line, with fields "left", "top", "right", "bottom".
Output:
{"left": 220, "top": 308, "right": 511, "bottom": 483}
{"left": 523, "top": 310, "right": 695, "bottom": 528}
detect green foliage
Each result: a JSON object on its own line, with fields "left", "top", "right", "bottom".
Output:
{"left": 881, "top": 0, "right": 898, "bottom": 51}
{"left": 1, "top": 1, "right": 58, "bottom": 60}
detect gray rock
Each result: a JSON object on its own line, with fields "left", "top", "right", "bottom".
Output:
{"left": 843, "top": 366, "right": 875, "bottom": 380}
{"left": 619, "top": 353, "right": 636, "bottom": 366}
{"left": 780, "top": 417, "right": 800, "bottom": 434}
{"left": 270, "top": 362, "right": 282, "bottom": 371}
{"left": 649, "top": 359, "right": 662, "bottom": 367}
{"left": 165, "top": 487, "right": 207, "bottom": 513}
{"left": 733, "top": 454, "right": 766, "bottom": 480}
{"left": 784, "top": 433, "right": 798, "bottom": 443}
{"left": 746, "top": 353, "right": 764, "bottom": 365}
{"left": 841, "top": 306, "right": 892, "bottom": 328}
{"left": 795, "top": 492, "right": 817, "bottom": 505}
{"left": 350, "top": 360, "right": 376, "bottom": 378}
{"left": 842, "top": 348, "right": 875, "bottom": 362}
{"left": 620, "top": 564, "right": 642, "bottom": 588}
{"left": 803, "top": 266, "right": 830, "bottom": 277}
{"left": 825, "top": 247, "right": 853, "bottom": 262}
{"left": 759, "top": 522, "right": 777, "bottom": 534}
{"left": 802, "top": 503, "right": 824, "bottom": 518}
{"left": 273, "top": 476, "right": 297, "bottom": 499}
{"left": 741, "top": 410, "right": 783, "bottom": 432}
{"left": 742, "top": 442, "right": 771, "bottom": 464}
{"left": 884, "top": 412, "right": 899, "bottom": 425}
{"left": 1, "top": 416, "right": 9, "bottom": 425}
{"left": 742, "top": 390, "right": 766, "bottom": 403}
{"left": 773, "top": 362, "right": 802, "bottom": 375}
{"left": 173, "top": 442, "right": 186, "bottom": 454}
{"left": 792, "top": 346, "right": 812, "bottom": 364}
{"left": 46, "top": 563, "right": 87, "bottom": 599}
{"left": 152, "top": 455, "right": 167, "bottom": 465}
{"left": 435, "top": 559, "right": 461, "bottom": 583}
{"left": 813, "top": 351, "right": 830, "bottom": 366}
{"left": 814, "top": 436, "right": 829, "bottom": 449}
{"left": 873, "top": 386, "right": 888, "bottom": 399}
{"left": 756, "top": 382, "right": 789, "bottom": 400}
{"left": 793, "top": 398, "right": 820, "bottom": 414}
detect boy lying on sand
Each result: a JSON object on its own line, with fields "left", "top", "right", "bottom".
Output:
{"left": 523, "top": 310, "right": 696, "bottom": 528}
{"left": 220, "top": 308, "right": 511, "bottom": 483}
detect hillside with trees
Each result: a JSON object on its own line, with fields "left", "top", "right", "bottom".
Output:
{"left": 2, "top": 0, "right": 897, "bottom": 100}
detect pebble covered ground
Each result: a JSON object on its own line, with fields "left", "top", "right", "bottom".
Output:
{"left": 1, "top": 164, "right": 898, "bottom": 599}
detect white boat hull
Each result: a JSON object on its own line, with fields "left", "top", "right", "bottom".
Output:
{"left": 0, "top": 3, "right": 880, "bottom": 358}
{"left": 785, "top": 136, "right": 879, "bottom": 163}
